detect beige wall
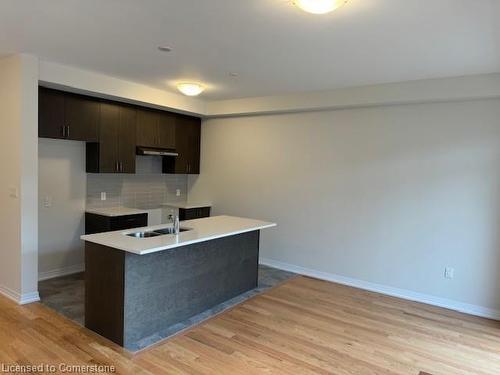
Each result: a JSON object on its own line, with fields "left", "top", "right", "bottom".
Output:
{"left": 38, "top": 139, "right": 86, "bottom": 278}
{"left": 189, "top": 98, "right": 500, "bottom": 314}
{"left": 0, "top": 54, "right": 39, "bottom": 303}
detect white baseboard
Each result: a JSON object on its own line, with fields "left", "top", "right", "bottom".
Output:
{"left": 19, "top": 292, "right": 41, "bottom": 304}
{"left": 38, "top": 263, "right": 85, "bottom": 281}
{"left": 260, "top": 257, "right": 500, "bottom": 321}
{"left": 0, "top": 263, "right": 84, "bottom": 305}
{"left": 0, "top": 284, "right": 40, "bottom": 305}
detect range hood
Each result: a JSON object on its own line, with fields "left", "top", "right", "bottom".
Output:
{"left": 136, "top": 147, "right": 179, "bottom": 157}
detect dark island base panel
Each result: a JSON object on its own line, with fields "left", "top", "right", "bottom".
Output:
{"left": 85, "top": 231, "right": 260, "bottom": 350}
{"left": 39, "top": 265, "right": 297, "bottom": 351}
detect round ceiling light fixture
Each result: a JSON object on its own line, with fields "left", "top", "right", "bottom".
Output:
{"left": 158, "top": 46, "right": 172, "bottom": 52}
{"left": 294, "top": 0, "right": 348, "bottom": 14}
{"left": 176, "top": 82, "right": 205, "bottom": 96}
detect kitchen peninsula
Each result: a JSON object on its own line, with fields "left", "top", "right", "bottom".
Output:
{"left": 80, "top": 215, "right": 276, "bottom": 350}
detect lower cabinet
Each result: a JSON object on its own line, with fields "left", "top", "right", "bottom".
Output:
{"left": 86, "top": 102, "right": 137, "bottom": 173}
{"left": 179, "top": 207, "right": 211, "bottom": 221}
{"left": 85, "top": 213, "right": 148, "bottom": 235}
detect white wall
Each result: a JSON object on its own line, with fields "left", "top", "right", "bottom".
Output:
{"left": 37, "top": 141, "right": 188, "bottom": 279}
{"left": 0, "top": 55, "right": 23, "bottom": 299}
{"left": 38, "top": 139, "right": 86, "bottom": 279}
{"left": 206, "top": 73, "right": 500, "bottom": 117}
{"left": 189, "top": 98, "right": 500, "bottom": 315}
{"left": 0, "top": 54, "right": 39, "bottom": 303}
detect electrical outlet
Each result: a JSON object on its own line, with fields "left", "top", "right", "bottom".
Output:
{"left": 100, "top": 192, "right": 107, "bottom": 201}
{"left": 176, "top": 189, "right": 181, "bottom": 197}
{"left": 444, "top": 267, "right": 454, "bottom": 279}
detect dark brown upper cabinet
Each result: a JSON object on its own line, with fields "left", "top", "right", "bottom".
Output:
{"left": 136, "top": 108, "right": 175, "bottom": 149}
{"left": 39, "top": 88, "right": 65, "bottom": 139}
{"left": 39, "top": 87, "right": 99, "bottom": 142}
{"left": 39, "top": 87, "right": 201, "bottom": 175}
{"left": 86, "top": 102, "right": 137, "bottom": 174}
{"left": 163, "top": 115, "right": 201, "bottom": 174}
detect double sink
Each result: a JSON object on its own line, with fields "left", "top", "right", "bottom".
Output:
{"left": 127, "top": 227, "right": 191, "bottom": 238}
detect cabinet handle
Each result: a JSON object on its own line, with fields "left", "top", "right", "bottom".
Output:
{"left": 120, "top": 162, "right": 124, "bottom": 173}
{"left": 115, "top": 161, "right": 119, "bottom": 172}
{"left": 61, "top": 126, "right": 66, "bottom": 138}
{"left": 66, "top": 125, "right": 70, "bottom": 138}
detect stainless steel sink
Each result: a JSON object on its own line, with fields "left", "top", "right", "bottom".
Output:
{"left": 154, "top": 227, "right": 191, "bottom": 235}
{"left": 126, "top": 231, "right": 162, "bottom": 238}
{"left": 126, "top": 227, "right": 191, "bottom": 238}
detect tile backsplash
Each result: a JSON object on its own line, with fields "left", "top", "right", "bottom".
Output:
{"left": 86, "top": 156, "right": 187, "bottom": 209}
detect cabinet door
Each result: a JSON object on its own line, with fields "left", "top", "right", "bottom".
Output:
{"left": 162, "top": 115, "right": 201, "bottom": 174}
{"left": 85, "top": 213, "right": 147, "bottom": 234}
{"left": 65, "top": 94, "right": 99, "bottom": 141}
{"left": 39, "top": 87, "right": 65, "bottom": 139}
{"left": 170, "top": 116, "right": 189, "bottom": 173}
{"left": 177, "top": 115, "right": 201, "bottom": 174}
{"left": 98, "top": 102, "right": 120, "bottom": 173}
{"left": 185, "top": 117, "right": 201, "bottom": 174}
{"left": 136, "top": 108, "right": 159, "bottom": 147}
{"left": 179, "top": 207, "right": 210, "bottom": 220}
{"left": 112, "top": 214, "right": 148, "bottom": 230}
{"left": 158, "top": 112, "right": 176, "bottom": 149}
{"left": 118, "top": 105, "right": 137, "bottom": 173}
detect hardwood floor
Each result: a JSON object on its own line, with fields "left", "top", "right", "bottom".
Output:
{"left": 2, "top": 276, "right": 500, "bottom": 374}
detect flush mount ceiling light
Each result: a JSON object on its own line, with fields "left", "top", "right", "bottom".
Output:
{"left": 177, "top": 82, "right": 205, "bottom": 96}
{"left": 294, "top": 0, "right": 349, "bottom": 14}
{"left": 158, "top": 46, "right": 172, "bottom": 52}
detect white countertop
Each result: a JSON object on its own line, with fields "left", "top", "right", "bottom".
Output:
{"left": 85, "top": 207, "right": 149, "bottom": 217}
{"left": 162, "top": 202, "right": 212, "bottom": 209}
{"left": 80, "top": 215, "right": 276, "bottom": 255}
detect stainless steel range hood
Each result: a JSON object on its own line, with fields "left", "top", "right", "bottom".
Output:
{"left": 136, "top": 147, "right": 179, "bottom": 157}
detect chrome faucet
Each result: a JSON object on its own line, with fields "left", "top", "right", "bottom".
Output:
{"left": 168, "top": 214, "right": 180, "bottom": 235}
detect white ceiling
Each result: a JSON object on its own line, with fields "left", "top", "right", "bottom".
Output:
{"left": 1, "top": 0, "right": 499, "bottom": 100}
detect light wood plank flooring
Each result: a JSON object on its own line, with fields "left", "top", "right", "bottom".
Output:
{"left": 1, "top": 276, "right": 500, "bottom": 374}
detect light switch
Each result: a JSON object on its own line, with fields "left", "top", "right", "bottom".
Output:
{"left": 101, "top": 192, "right": 107, "bottom": 201}
{"left": 9, "top": 187, "right": 19, "bottom": 199}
